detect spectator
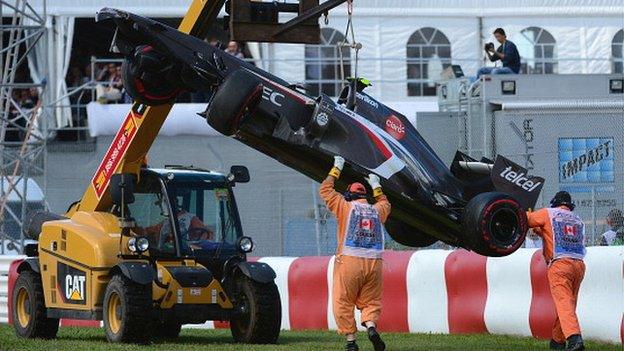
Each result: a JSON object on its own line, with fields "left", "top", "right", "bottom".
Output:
{"left": 225, "top": 41, "right": 245, "bottom": 59}
{"left": 474, "top": 28, "right": 521, "bottom": 81}
{"left": 95, "top": 63, "right": 123, "bottom": 103}
{"left": 600, "top": 209, "right": 624, "bottom": 246}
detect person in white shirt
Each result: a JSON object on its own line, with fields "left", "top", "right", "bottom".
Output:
{"left": 600, "top": 208, "right": 624, "bottom": 246}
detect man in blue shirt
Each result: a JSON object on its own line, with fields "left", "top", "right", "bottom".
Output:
{"left": 476, "top": 28, "right": 521, "bottom": 79}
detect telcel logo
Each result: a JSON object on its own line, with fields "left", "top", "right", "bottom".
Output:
{"left": 262, "top": 86, "right": 285, "bottom": 107}
{"left": 500, "top": 166, "right": 541, "bottom": 192}
{"left": 65, "top": 274, "right": 86, "bottom": 301}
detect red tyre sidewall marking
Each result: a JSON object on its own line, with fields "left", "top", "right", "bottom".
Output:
{"left": 480, "top": 199, "right": 526, "bottom": 255}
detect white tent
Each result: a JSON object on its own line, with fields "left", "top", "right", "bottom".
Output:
{"left": 11, "top": 0, "right": 624, "bottom": 128}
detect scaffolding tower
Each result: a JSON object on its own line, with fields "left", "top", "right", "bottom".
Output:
{"left": 0, "top": 0, "right": 47, "bottom": 254}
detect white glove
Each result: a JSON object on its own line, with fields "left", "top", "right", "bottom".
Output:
{"left": 333, "top": 156, "right": 345, "bottom": 171}
{"left": 366, "top": 174, "right": 381, "bottom": 189}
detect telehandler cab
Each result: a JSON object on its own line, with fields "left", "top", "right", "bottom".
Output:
{"left": 13, "top": 166, "right": 281, "bottom": 344}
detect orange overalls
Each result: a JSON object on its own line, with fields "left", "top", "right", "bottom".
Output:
{"left": 527, "top": 206, "right": 586, "bottom": 343}
{"left": 319, "top": 177, "right": 391, "bottom": 335}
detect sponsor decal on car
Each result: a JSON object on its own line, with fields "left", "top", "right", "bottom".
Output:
{"left": 57, "top": 262, "right": 87, "bottom": 304}
{"left": 385, "top": 115, "right": 405, "bottom": 140}
{"left": 262, "top": 86, "right": 285, "bottom": 107}
{"left": 499, "top": 166, "right": 542, "bottom": 192}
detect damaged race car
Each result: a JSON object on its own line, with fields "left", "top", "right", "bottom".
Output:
{"left": 98, "top": 8, "right": 544, "bottom": 257}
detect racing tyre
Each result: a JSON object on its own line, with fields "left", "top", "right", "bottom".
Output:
{"left": 153, "top": 318, "right": 182, "bottom": 339}
{"left": 230, "top": 276, "right": 281, "bottom": 344}
{"left": 103, "top": 275, "right": 152, "bottom": 343}
{"left": 12, "top": 270, "right": 59, "bottom": 339}
{"left": 462, "top": 192, "right": 527, "bottom": 257}
{"left": 206, "top": 69, "right": 263, "bottom": 136}
{"left": 122, "top": 45, "right": 180, "bottom": 106}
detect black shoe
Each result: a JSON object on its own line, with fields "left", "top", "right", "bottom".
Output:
{"left": 550, "top": 339, "right": 566, "bottom": 350}
{"left": 345, "top": 340, "right": 359, "bottom": 351}
{"left": 367, "top": 327, "right": 386, "bottom": 351}
{"left": 566, "top": 334, "right": 585, "bottom": 351}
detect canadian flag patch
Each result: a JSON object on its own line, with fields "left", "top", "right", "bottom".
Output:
{"left": 360, "top": 218, "right": 372, "bottom": 231}
{"left": 564, "top": 225, "right": 576, "bottom": 236}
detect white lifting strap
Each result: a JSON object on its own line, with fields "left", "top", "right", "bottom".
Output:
{"left": 337, "top": 0, "right": 362, "bottom": 88}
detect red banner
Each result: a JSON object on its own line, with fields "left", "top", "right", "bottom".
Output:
{"left": 91, "top": 110, "right": 140, "bottom": 198}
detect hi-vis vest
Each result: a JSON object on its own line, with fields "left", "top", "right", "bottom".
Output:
{"left": 547, "top": 207, "right": 586, "bottom": 261}
{"left": 342, "top": 202, "right": 384, "bottom": 259}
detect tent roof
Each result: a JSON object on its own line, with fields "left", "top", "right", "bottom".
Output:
{"left": 21, "top": 0, "right": 624, "bottom": 17}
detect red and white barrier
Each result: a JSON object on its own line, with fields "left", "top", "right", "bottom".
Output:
{"left": 2, "top": 248, "right": 622, "bottom": 343}
{"left": 265, "top": 247, "right": 623, "bottom": 343}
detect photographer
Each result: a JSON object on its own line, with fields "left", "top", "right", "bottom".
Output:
{"left": 475, "top": 28, "right": 521, "bottom": 80}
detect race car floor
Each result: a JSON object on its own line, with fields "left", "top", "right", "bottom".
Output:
{"left": 0, "top": 325, "right": 620, "bottom": 350}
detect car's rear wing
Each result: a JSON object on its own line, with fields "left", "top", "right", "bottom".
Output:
{"left": 451, "top": 152, "right": 544, "bottom": 210}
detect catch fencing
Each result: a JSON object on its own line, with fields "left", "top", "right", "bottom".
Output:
{"left": 1, "top": 248, "right": 622, "bottom": 343}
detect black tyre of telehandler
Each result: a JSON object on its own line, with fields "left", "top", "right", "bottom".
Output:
{"left": 103, "top": 274, "right": 152, "bottom": 343}
{"left": 12, "top": 270, "right": 59, "bottom": 339}
{"left": 153, "top": 319, "right": 182, "bottom": 339}
{"left": 205, "top": 69, "right": 264, "bottom": 136}
{"left": 122, "top": 45, "right": 180, "bottom": 106}
{"left": 462, "top": 191, "right": 527, "bottom": 257}
{"left": 230, "top": 276, "right": 281, "bottom": 344}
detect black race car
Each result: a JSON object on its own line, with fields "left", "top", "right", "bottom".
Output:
{"left": 98, "top": 8, "right": 544, "bottom": 256}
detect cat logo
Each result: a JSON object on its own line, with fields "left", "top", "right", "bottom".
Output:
{"left": 57, "top": 262, "right": 87, "bottom": 305}
{"left": 65, "top": 275, "right": 86, "bottom": 301}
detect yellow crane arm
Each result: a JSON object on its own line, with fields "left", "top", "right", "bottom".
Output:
{"left": 68, "top": 0, "right": 226, "bottom": 215}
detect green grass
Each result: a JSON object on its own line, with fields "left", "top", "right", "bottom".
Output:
{"left": 0, "top": 324, "right": 620, "bottom": 351}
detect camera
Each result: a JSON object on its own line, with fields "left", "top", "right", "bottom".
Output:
{"left": 484, "top": 42, "right": 495, "bottom": 51}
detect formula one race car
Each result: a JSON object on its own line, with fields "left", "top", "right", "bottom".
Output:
{"left": 98, "top": 8, "right": 544, "bottom": 256}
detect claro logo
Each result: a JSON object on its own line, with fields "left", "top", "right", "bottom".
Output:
{"left": 499, "top": 166, "right": 541, "bottom": 192}
{"left": 385, "top": 115, "right": 405, "bottom": 140}
{"left": 262, "top": 86, "right": 285, "bottom": 107}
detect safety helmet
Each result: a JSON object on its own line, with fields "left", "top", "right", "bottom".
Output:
{"left": 550, "top": 191, "right": 575, "bottom": 211}
{"left": 344, "top": 182, "right": 367, "bottom": 201}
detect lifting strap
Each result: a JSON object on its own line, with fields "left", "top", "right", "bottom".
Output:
{"left": 337, "top": 0, "right": 361, "bottom": 90}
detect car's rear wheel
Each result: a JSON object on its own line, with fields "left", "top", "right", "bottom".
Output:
{"left": 12, "top": 270, "right": 59, "bottom": 339}
{"left": 205, "top": 69, "right": 264, "bottom": 136}
{"left": 230, "top": 276, "right": 281, "bottom": 344}
{"left": 122, "top": 45, "right": 180, "bottom": 106}
{"left": 462, "top": 192, "right": 527, "bottom": 257}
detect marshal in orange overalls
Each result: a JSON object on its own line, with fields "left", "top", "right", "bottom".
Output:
{"left": 319, "top": 172, "right": 391, "bottom": 335}
{"left": 527, "top": 200, "right": 586, "bottom": 346}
